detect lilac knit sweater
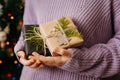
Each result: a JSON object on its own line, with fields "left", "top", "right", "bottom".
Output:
{"left": 14, "top": 0, "right": 120, "bottom": 80}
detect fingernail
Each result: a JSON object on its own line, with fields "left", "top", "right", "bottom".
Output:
{"left": 28, "top": 56, "right": 31, "bottom": 59}
{"left": 32, "top": 52, "right": 36, "bottom": 55}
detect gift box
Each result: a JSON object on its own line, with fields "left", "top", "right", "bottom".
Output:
{"left": 22, "top": 25, "right": 51, "bottom": 56}
{"left": 39, "top": 17, "right": 83, "bottom": 56}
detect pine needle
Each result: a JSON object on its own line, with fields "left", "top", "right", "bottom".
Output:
{"left": 25, "top": 26, "right": 45, "bottom": 50}
{"left": 55, "top": 17, "right": 83, "bottom": 38}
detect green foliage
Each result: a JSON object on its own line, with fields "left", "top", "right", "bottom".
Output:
{"left": 25, "top": 26, "right": 45, "bottom": 50}
{"left": 58, "top": 17, "right": 70, "bottom": 29}
{"left": 65, "top": 29, "right": 83, "bottom": 38}
{"left": 55, "top": 17, "right": 83, "bottom": 38}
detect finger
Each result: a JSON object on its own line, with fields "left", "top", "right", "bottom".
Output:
{"left": 28, "top": 55, "right": 43, "bottom": 64}
{"left": 39, "top": 55, "right": 64, "bottom": 66}
{"left": 17, "top": 51, "right": 26, "bottom": 59}
{"left": 53, "top": 47, "right": 71, "bottom": 57}
{"left": 31, "top": 52, "right": 41, "bottom": 58}
{"left": 28, "top": 55, "right": 35, "bottom": 59}
{"left": 28, "top": 55, "right": 44, "bottom": 68}
{"left": 29, "top": 59, "right": 44, "bottom": 69}
{"left": 35, "top": 55, "right": 52, "bottom": 66}
{"left": 36, "top": 63, "right": 45, "bottom": 69}
{"left": 32, "top": 52, "right": 40, "bottom": 56}
{"left": 31, "top": 53, "right": 67, "bottom": 66}
{"left": 29, "top": 61, "right": 41, "bottom": 68}
{"left": 19, "top": 58, "right": 35, "bottom": 66}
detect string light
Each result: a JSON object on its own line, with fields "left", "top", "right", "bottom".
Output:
{"left": 10, "top": 52, "right": 14, "bottom": 57}
{"left": 11, "top": 77, "right": 16, "bottom": 80}
{"left": 8, "top": 48, "right": 13, "bottom": 52}
{"left": 13, "top": 42, "right": 16, "bottom": 46}
{"left": 10, "top": 16, "right": 14, "bottom": 20}
{"left": 0, "top": 1, "right": 24, "bottom": 80}
{"left": 6, "top": 41, "right": 10, "bottom": 45}
{"left": 18, "top": 20, "right": 23, "bottom": 27}
{"left": 14, "top": 60, "right": 18, "bottom": 64}
{"left": 0, "top": 60, "right": 3, "bottom": 64}
{"left": 17, "top": 63, "right": 22, "bottom": 68}
{"left": 7, "top": 13, "right": 11, "bottom": 17}
{"left": 6, "top": 73, "right": 12, "bottom": 78}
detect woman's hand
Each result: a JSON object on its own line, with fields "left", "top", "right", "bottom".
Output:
{"left": 17, "top": 51, "right": 44, "bottom": 69}
{"left": 29, "top": 47, "right": 71, "bottom": 67}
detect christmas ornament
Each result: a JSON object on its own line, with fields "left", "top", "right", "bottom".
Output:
{"left": 0, "top": 0, "right": 24, "bottom": 80}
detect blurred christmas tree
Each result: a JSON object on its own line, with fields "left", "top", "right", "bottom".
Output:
{"left": 0, "top": 0, "right": 24, "bottom": 80}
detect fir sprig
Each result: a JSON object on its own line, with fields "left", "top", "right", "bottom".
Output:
{"left": 65, "top": 29, "right": 83, "bottom": 38}
{"left": 25, "top": 26, "right": 45, "bottom": 50}
{"left": 55, "top": 17, "right": 83, "bottom": 38}
{"left": 58, "top": 17, "right": 70, "bottom": 29}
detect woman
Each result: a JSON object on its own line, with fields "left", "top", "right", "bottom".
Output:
{"left": 14, "top": 0, "right": 120, "bottom": 80}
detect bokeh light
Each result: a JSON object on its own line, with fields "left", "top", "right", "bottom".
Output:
{"left": 0, "top": 60, "right": 3, "bottom": 64}
{"left": 6, "top": 73, "right": 12, "bottom": 78}
{"left": 14, "top": 60, "right": 18, "bottom": 64}
{"left": 10, "top": 16, "right": 14, "bottom": 20}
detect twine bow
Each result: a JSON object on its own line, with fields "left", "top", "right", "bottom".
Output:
{"left": 47, "top": 21, "right": 71, "bottom": 47}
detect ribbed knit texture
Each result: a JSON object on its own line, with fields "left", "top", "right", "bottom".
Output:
{"left": 14, "top": 0, "right": 120, "bottom": 80}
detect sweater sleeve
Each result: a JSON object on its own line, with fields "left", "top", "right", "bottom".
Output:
{"left": 14, "top": 0, "right": 37, "bottom": 54}
{"left": 59, "top": 0, "right": 120, "bottom": 78}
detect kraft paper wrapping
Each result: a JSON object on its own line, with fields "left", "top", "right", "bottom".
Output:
{"left": 39, "top": 17, "right": 83, "bottom": 56}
